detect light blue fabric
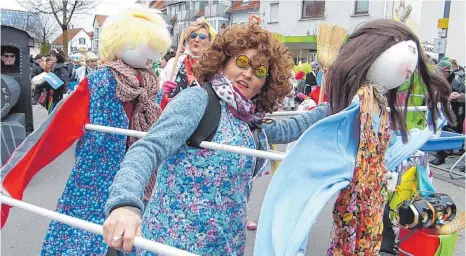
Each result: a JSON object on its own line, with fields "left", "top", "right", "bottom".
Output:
{"left": 385, "top": 115, "right": 446, "bottom": 171}
{"left": 417, "top": 166, "right": 436, "bottom": 196}
{"left": 316, "top": 70, "right": 323, "bottom": 86}
{"left": 254, "top": 100, "right": 360, "bottom": 256}
{"left": 254, "top": 98, "right": 446, "bottom": 256}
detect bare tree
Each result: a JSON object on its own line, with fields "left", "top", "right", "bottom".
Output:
{"left": 17, "top": 0, "right": 100, "bottom": 54}
{"left": 31, "top": 14, "right": 60, "bottom": 45}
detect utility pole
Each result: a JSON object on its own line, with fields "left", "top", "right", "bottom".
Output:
{"left": 437, "top": 0, "right": 451, "bottom": 60}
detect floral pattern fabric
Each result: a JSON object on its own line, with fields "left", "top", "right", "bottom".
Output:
{"left": 41, "top": 68, "right": 130, "bottom": 255}
{"left": 136, "top": 101, "right": 267, "bottom": 256}
{"left": 328, "top": 85, "right": 391, "bottom": 255}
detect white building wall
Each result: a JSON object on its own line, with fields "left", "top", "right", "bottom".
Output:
{"left": 260, "top": 0, "right": 393, "bottom": 36}
{"left": 68, "top": 30, "right": 92, "bottom": 54}
{"left": 92, "top": 22, "right": 101, "bottom": 53}
{"left": 231, "top": 11, "right": 253, "bottom": 25}
{"left": 418, "top": 1, "right": 444, "bottom": 44}
{"left": 445, "top": 0, "right": 465, "bottom": 65}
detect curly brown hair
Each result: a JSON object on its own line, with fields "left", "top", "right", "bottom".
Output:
{"left": 193, "top": 23, "right": 294, "bottom": 113}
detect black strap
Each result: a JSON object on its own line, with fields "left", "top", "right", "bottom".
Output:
{"left": 186, "top": 83, "right": 221, "bottom": 148}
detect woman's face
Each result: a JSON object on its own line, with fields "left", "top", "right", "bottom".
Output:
{"left": 87, "top": 60, "right": 98, "bottom": 69}
{"left": 49, "top": 55, "right": 57, "bottom": 65}
{"left": 159, "top": 59, "right": 167, "bottom": 68}
{"left": 220, "top": 48, "right": 269, "bottom": 100}
{"left": 187, "top": 28, "right": 210, "bottom": 57}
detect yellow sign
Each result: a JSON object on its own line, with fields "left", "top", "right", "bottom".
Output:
{"left": 437, "top": 18, "right": 449, "bottom": 29}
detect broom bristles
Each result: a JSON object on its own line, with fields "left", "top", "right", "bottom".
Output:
{"left": 317, "top": 23, "right": 348, "bottom": 69}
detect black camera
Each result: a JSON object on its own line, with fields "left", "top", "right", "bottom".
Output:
{"left": 398, "top": 193, "right": 456, "bottom": 229}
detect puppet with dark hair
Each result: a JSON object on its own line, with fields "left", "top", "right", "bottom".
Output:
{"left": 254, "top": 19, "right": 454, "bottom": 256}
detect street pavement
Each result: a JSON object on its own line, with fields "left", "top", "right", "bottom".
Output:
{"left": 1, "top": 105, "right": 465, "bottom": 255}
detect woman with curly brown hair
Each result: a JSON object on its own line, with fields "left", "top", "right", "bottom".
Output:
{"left": 102, "top": 22, "right": 331, "bottom": 255}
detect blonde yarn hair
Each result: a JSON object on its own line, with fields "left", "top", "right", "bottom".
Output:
{"left": 99, "top": 8, "right": 171, "bottom": 62}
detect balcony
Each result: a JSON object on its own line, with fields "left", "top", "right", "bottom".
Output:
{"left": 204, "top": 4, "right": 230, "bottom": 18}
{"left": 163, "top": 14, "right": 172, "bottom": 24}
{"left": 178, "top": 10, "right": 196, "bottom": 21}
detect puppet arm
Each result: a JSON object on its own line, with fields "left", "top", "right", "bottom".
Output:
{"left": 1, "top": 78, "right": 90, "bottom": 228}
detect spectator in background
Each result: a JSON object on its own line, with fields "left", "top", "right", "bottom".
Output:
{"left": 31, "top": 55, "right": 44, "bottom": 77}
{"left": 430, "top": 60, "right": 465, "bottom": 165}
{"left": 451, "top": 59, "right": 465, "bottom": 76}
{"left": 74, "top": 52, "right": 99, "bottom": 82}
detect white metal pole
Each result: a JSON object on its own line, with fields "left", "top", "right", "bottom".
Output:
{"left": 265, "top": 106, "right": 429, "bottom": 118}
{"left": 0, "top": 195, "right": 198, "bottom": 256}
{"left": 84, "top": 124, "right": 286, "bottom": 161}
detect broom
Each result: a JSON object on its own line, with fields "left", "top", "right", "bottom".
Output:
{"left": 316, "top": 23, "right": 348, "bottom": 104}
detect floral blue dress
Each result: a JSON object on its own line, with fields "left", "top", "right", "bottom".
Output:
{"left": 41, "top": 68, "right": 131, "bottom": 255}
{"left": 138, "top": 102, "right": 268, "bottom": 255}
{"left": 106, "top": 86, "right": 330, "bottom": 256}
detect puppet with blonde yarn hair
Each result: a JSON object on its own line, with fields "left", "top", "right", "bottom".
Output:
{"left": 0, "top": 8, "right": 171, "bottom": 255}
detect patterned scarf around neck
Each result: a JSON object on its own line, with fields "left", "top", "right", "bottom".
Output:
{"left": 210, "top": 73, "right": 265, "bottom": 127}
{"left": 104, "top": 60, "right": 162, "bottom": 145}
{"left": 328, "top": 84, "right": 391, "bottom": 255}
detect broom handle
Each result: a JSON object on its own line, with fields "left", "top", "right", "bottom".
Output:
{"left": 318, "top": 68, "right": 327, "bottom": 104}
{"left": 169, "top": 29, "right": 187, "bottom": 81}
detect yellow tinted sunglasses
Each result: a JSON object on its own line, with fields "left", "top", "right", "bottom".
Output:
{"left": 235, "top": 55, "right": 268, "bottom": 79}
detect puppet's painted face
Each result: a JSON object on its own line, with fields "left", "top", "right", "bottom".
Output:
{"left": 117, "top": 44, "right": 162, "bottom": 69}
{"left": 366, "top": 40, "right": 418, "bottom": 90}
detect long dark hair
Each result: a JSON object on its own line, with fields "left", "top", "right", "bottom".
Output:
{"left": 326, "top": 19, "right": 454, "bottom": 142}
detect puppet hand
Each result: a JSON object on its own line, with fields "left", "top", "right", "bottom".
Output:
{"left": 162, "top": 81, "right": 177, "bottom": 94}
{"left": 296, "top": 92, "right": 306, "bottom": 100}
{"left": 103, "top": 206, "right": 142, "bottom": 254}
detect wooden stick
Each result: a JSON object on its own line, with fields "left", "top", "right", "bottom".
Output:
{"left": 169, "top": 29, "right": 187, "bottom": 81}
{"left": 0, "top": 195, "right": 198, "bottom": 256}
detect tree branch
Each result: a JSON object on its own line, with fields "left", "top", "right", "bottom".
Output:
{"left": 49, "top": 0, "right": 64, "bottom": 26}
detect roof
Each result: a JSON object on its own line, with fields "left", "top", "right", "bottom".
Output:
{"left": 93, "top": 15, "right": 109, "bottom": 27}
{"left": 227, "top": 0, "right": 260, "bottom": 12}
{"left": 51, "top": 28, "right": 89, "bottom": 45}
{"left": 195, "top": 9, "right": 205, "bottom": 18}
{"left": 87, "top": 31, "right": 94, "bottom": 38}
{"left": 1, "top": 8, "right": 41, "bottom": 37}
{"left": 150, "top": 0, "right": 165, "bottom": 9}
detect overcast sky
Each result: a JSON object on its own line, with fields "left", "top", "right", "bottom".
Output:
{"left": 1, "top": 0, "right": 148, "bottom": 31}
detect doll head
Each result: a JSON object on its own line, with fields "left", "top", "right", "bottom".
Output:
{"left": 326, "top": 19, "right": 454, "bottom": 142}
{"left": 99, "top": 8, "right": 171, "bottom": 69}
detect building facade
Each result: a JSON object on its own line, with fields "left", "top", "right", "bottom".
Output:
{"left": 51, "top": 28, "right": 92, "bottom": 55}
{"left": 229, "top": 0, "right": 260, "bottom": 25}
{"left": 260, "top": 0, "right": 394, "bottom": 64}
{"left": 149, "top": 0, "right": 464, "bottom": 65}
{"left": 91, "top": 15, "right": 108, "bottom": 53}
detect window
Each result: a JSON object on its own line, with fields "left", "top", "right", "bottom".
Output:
{"left": 354, "top": 0, "right": 369, "bottom": 15}
{"left": 270, "top": 3, "right": 279, "bottom": 23}
{"left": 302, "top": 0, "right": 325, "bottom": 19}
{"left": 79, "top": 38, "right": 86, "bottom": 44}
